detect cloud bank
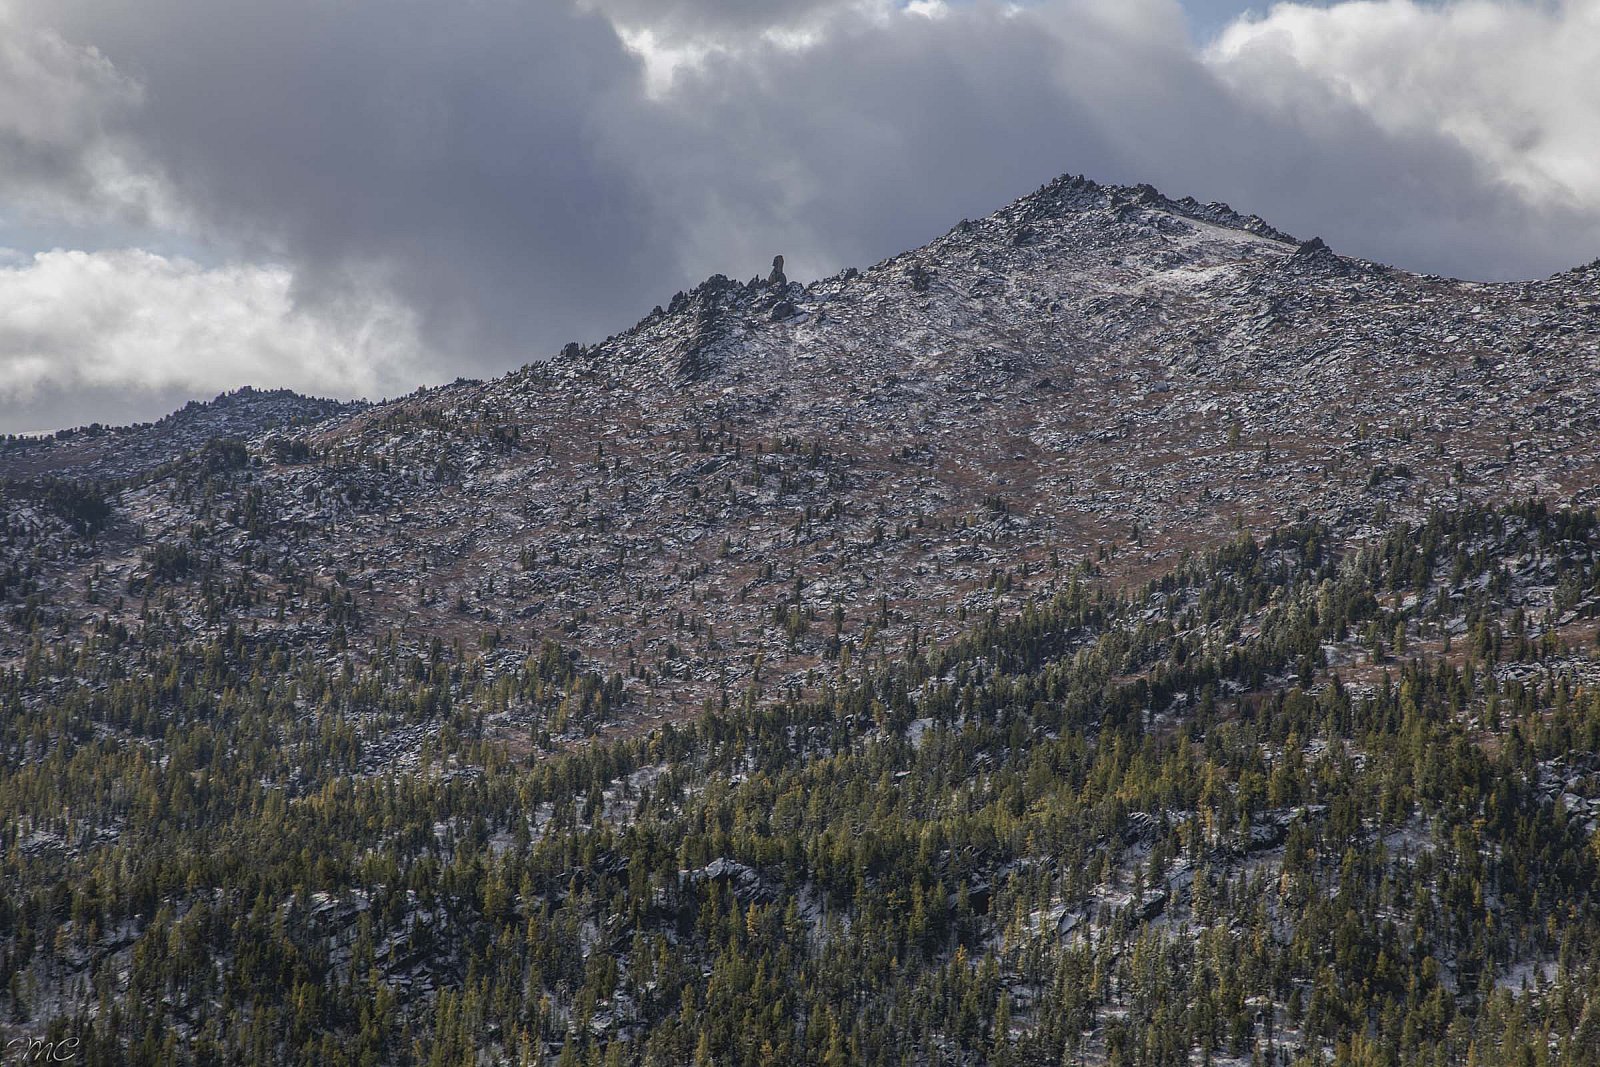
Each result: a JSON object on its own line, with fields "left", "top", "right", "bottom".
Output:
{"left": 1212, "top": 0, "right": 1600, "bottom": 210}
{"left": 1, "top": 0, "right": 1598, "bottom": 430}
{"left": 0, "top": 249, "right": 423, "bottom": 433}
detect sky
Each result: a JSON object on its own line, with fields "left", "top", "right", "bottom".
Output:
{"left": 0, "top": 0, "right": 1597, "bottom": 433}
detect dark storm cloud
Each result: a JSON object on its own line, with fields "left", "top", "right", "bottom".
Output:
{"left": 2, "top": 0, "right": 1598, "bottom": 431}
{"left": 0, "top": 13, "right": 161, "bottom": 229}
{"left": 19, "top": 0, "right": 673, "bottom": 371}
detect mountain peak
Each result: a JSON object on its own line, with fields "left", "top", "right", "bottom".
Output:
{"left": 1014, "top": 172, "right": 1299, "bottom": 244}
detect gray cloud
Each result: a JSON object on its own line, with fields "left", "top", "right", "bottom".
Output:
{"left": 1, "top": 0, "right": 1598, "bottom": 431}
{"left": 0, "top": 7, "right": 168, "bottom": 231}
{"left": 20, "top": 0, "right": 672, "bottom": 362}
{"left": 580, "top": 0, "right": 856, "bottom": 38}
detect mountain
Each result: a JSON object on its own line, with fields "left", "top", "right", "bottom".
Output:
{"left": 1, "top": 386, "right": 360, "bottom": 483}
{"left": 4, "top": 174, "right": 1600, "bottom": 1065}
{"left": 5, "top": 174, "right": 1599, "bottom": 734}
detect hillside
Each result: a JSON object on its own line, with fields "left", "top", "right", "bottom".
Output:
{"left": 5, "top": 175, "right": 1600, "bottom": 742}
{"left": 4, "top": 175, "right": 1600, "bottom": 1065}
{"left": 0, "top": 387, "right": 360, "bottom": 482}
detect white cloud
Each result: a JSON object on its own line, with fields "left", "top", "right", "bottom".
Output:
{"left": 0, "top": 249, "right": 424, "bottom": 403}
{"left": 614, "top": 25, "right": 723, "bottom": 97}
{"left": 1208, "top": 0, "right": 1600, "bottom": 211}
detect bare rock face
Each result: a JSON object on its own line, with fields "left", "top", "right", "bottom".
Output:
{"left": 674, "top": 277, "right": 740, "bottom": 380}
{"left": 1287, "top": 235, "right": 1349, "bottom": 273}
{"left": 767, "top": 254, "right": 787, "bottom": 288}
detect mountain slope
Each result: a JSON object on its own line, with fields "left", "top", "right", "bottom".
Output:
{"left": 7, "top": 174, "right": 1598, "bottom": 735}
{"left": 8, "top": 501, "right": 1600, "bottom": 1065}
{"left": 1, "top": 386, "right": 360, "bottom": 482}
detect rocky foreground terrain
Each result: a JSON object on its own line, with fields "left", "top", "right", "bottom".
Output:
{"left": 4, "top": 173, "right": 1598, "bottom": 747}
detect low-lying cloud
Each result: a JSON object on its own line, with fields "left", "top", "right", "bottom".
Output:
{"left": 1, "top": 0, "right": 1597, "bottom": 431}
{"left": 0, "top": 249, "right": 423, "bottom": 433}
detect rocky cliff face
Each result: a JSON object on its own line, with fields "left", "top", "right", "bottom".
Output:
{"left": 5, "top": 173, "right": 1599, "bottom": 745}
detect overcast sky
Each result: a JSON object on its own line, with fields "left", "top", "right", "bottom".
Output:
{"left": 1, "top": 0, "right": 1596, "bottom": 433}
